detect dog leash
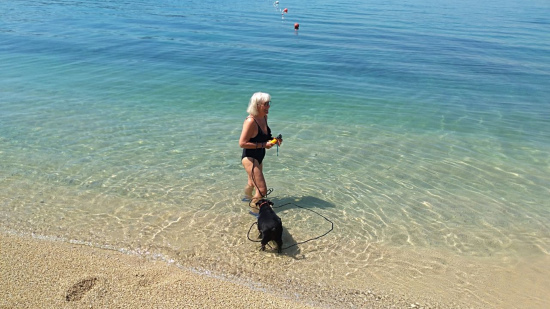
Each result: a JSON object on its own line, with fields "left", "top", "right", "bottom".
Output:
{"left": 246, "top": 202, "right": 334, "bottom": 251}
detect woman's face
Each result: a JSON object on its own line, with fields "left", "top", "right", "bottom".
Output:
{"left": 259, "top": 100, "right": 271, "bottom": 115}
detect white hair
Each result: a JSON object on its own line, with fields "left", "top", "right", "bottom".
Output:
{"left": 246, "top": 92, "right": 271, "bottom": 116}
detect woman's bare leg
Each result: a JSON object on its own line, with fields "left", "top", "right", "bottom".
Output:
{"left": 244, "top": 182, "right": 254, "bottom": 200}
{"left": 242, "top": 157, "right": 267, "bottom": 202}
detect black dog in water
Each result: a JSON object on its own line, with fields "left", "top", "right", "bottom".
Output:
{"left": 256, "top": 199, "right": 283, "bottom": 253}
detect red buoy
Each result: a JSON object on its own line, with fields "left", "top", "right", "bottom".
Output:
{"left": 294, "top": 23, "right": 299, "bottom": 30}
{"left": 283, "top": 8, "right": 288, "bottom": 13}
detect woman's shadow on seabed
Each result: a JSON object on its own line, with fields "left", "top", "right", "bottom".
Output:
{"left": 269, "top": 195, "right": 336, "bottom": 260}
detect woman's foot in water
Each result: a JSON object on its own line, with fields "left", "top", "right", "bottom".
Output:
{"left": 242, "top": 185, "right": 254, "bottom": 202}
{"left": 250, "top": 195, "right": 263, "bottom": 205}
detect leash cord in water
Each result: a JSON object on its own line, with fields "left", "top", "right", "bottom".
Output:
{"left": 247, "top": 160, "right": 273, "bottom": 209}
{"left": 246, "top": 202, "right": 334, "bottom": 251}
{"left": 244, "top": 140, "right": 333, "bottom": 251}
{"left": 247, "top": 135, "right": 280, "bottom": 206}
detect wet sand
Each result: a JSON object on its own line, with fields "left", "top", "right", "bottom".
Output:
{"left": 0, "top": 232, "right": 317, "bottom": 309}
{"left": 2, "top": 232, "right": 549, "bottom": 309}
{"left": 0, "top": 232, "right": 448, "bottom": 308}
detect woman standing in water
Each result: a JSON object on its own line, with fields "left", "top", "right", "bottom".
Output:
{"left": 239, "top": 92, "right": 282, "bottom": 202}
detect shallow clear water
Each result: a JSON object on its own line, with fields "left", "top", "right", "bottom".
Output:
{"left": 2, "top": 0, "right": 550, "bottom": 307}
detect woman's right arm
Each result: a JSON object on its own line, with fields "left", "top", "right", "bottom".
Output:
{"left": 239, "top": 118, "right": 263, "bottom": 149}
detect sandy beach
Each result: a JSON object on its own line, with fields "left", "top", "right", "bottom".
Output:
{"left": 0, "top": 232, "right": 318, "bottom": 309}
{"left": 2, "top": 230, "right": 550, "bottom": 309}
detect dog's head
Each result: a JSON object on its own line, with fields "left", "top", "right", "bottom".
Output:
{"left": 255, "top": 199, "right": 274, "bottom": 209}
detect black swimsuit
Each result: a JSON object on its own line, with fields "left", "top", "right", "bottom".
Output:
{"left": 242, "top": 117, "right": 272, "bottom": 164}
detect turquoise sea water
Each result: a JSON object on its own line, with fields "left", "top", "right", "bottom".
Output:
{"left": 2, "top": 0, "right": 550, "bottom": 307}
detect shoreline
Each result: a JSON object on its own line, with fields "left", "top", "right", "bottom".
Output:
{"left": 0, "top": 232, "right": 318, "bottom": 308}
{"left": 0, "top": 231, "right": 425, "bottom": 308}
{"left": 0, "top": 231, "right": 453, "bottom": 308}
{"left": 2, "top": 231, "right": 550, "bottom": 308}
